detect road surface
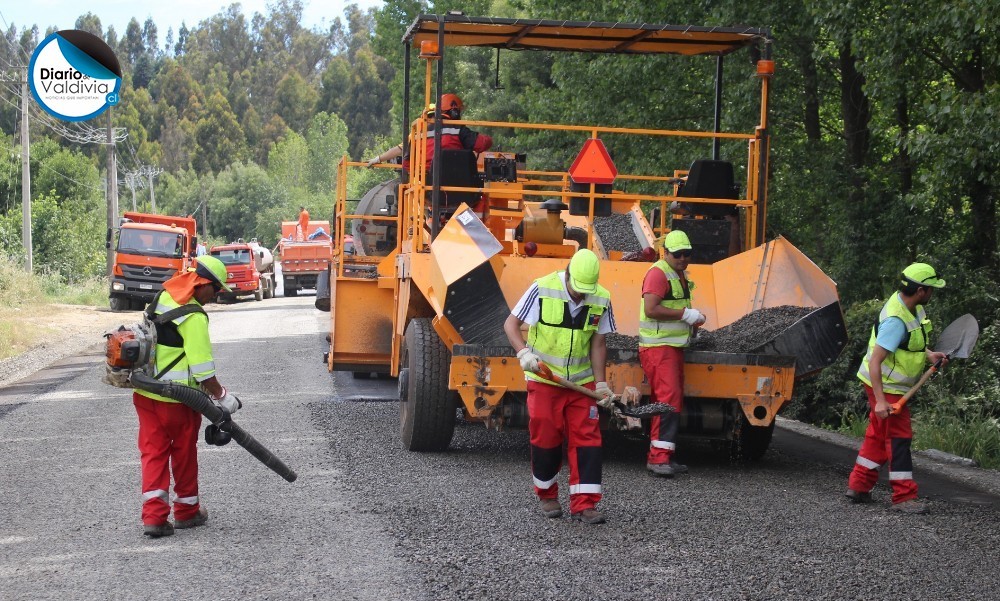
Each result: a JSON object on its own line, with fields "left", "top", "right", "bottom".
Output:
{"left": 1, "top": 297, "right": 997, "bottom": 600}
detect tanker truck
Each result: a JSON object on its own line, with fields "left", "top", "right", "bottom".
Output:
{"left": 209, "top": 239, "right": 275, "bottom": 301}
{"left": 325, "top": 16, "right": 848, "bottom": 460}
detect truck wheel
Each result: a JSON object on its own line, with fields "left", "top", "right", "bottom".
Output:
{"left": 263, "top": 279, "right": 273, "bottom": 299}
{"left": 109, "top": 296, "right": 129, "bottom": 312}
{"left": 730, "top": 413, "right": 775, "bottom": 462}
{"left": 255, "top": 283, "right": 263, "bottom": 301}
{"left": 400, "top": 318, "right": 455, "bottom": 451}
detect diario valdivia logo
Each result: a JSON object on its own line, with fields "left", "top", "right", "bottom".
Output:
{"left": 29, "top": 30, "right": 122, "bottom": 121}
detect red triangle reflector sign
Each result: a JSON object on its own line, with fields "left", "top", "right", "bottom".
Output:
{"left": 568, "top": 138, "right": 617, "bottom": 185}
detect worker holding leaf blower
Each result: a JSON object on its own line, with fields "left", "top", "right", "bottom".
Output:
{"left": 847, "top": 262, "right": 948, "bottom": 515}
{"left": 134, "top": 255, "right": 242, "bottom": 537}
{"left": 503, "top": 249, "right": 616, "bottom": 525}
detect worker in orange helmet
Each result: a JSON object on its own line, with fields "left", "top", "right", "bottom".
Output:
{"left": 385, "top": 93, "right": 492, "bottom": 177}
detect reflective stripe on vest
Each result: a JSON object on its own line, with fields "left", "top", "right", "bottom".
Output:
{"left": 525, "top": 271, "right": 610, "bottom": 386}
{"left": 857, "top": 294, "right": 932, "bottom": 394}
{"left": 638, "top": 260, "right": 693, "bottom": 348}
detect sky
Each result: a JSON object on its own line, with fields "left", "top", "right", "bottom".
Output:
{"left": 0, "top": 1, "right": 384, "bottom": 46}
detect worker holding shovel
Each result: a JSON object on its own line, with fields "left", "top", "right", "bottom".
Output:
{"left": 503, "top": 249, "right": 617, "bottom": 524}
{"left": 847, "top": 263, "right": 949, "bottom": 514}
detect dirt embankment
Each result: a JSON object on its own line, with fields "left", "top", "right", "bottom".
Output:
{"left": 0, "top": 304, "right": 136, "bottom": 388}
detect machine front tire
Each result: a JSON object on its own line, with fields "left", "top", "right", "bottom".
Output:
{"left": 400, "top": 318, "right": 455, "bottom": 451}
{"left": 730, "top": 413, "right": 775, "bottom": 462}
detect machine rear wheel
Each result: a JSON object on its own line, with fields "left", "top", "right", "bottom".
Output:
{"left": 255, "top": 283, "right": 264, "bottom": 301}
{"left": 284, "top": 278, "right": 298, "bottom": 297}
{"left": 400, "top": 318, "right": 455, "bottom": 451}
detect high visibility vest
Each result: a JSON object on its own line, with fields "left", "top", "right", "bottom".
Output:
{"left": 857, "top": 293, "right": 932, "bottom": 394}
{"left": 142, "top": 290, "right": 217, "bottom": 403}
{"left": 638, "top": 260, "right": 694, "bottom": 348}
{"left": 525, "top": 271, "right": 611, "bottom": 386}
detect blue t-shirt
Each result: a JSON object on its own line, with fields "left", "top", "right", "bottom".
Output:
{"left": 875, "top": 316, "right": 906, "bottom": 352}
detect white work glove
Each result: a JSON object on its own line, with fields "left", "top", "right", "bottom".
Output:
{"left": 595, "top": 381, "right": 615, "bottom": 410}
{"left": 212, "top": 387, "right": 242, "bottom": 414}
{"left": 681, "top": 308, "right": 706, "bottom": 326}
{"left": 517, "top": 348, "right": 541, "bottom": 373}
{"left": 365, "top": 156, "right": 379, "bottom": 167}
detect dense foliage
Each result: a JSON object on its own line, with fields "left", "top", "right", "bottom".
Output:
{"left": 1, "top": 1, "right": 998, "bottom": 448}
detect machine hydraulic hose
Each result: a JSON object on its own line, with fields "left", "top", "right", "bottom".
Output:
{"left": 130, "top": 371, "right": 298, "bottom": 482}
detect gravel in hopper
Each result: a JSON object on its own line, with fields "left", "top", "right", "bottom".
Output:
{"left": 593, "top": 213, "right": 642, "bottom": 253}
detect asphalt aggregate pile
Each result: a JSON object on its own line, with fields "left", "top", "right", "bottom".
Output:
{"left": 593, "top": 212, "right": 642, "bottom": 252}
{"left": 691, "top": 305, "right": 816, "bottom": 353}
{"left": 606, "top": 332, "right": 640, "bottom": 351}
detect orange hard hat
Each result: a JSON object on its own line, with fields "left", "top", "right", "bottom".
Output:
{"left": 440, "top": 93, "right": 463, "bottom": 112}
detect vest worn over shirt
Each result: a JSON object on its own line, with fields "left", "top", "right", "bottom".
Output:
{"left": 857, "top": 293, "right": 932, "bottom": 394}
{"left": 638, "top": 260, "right": 695, "bottom": 348}
{"left": 142, "top": 290, "right": 217, "bottom": 403}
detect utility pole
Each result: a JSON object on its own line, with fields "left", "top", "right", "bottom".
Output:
{"left": 142, "top": 166, "right": 163, "bottom": 212}
{"left": 106, "top": 109, "right": 119, "bottom": 278}
{"left": 20, "top": 67, "right": 32, "bottom": 273}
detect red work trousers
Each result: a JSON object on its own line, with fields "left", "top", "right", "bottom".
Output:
{"left": 527, "top": 380, "right": 603, "bottom": 514}
{"left": 133, "top": 392, "right": 203, "bottom": 525}
{"left": 847, "top": 385, "right": 918, "bottom": 504}
{"left": 640, "top": 345, "right": 684, "bottom": 465}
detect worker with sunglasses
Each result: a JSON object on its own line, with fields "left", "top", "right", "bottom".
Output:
{"left": 132, "top": 255, "right": 242, "bottom": 537}
{"left": 638, "top": 230, "right": 705, "bottom": 477}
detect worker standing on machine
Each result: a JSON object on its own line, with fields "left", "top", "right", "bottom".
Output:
{"left": 133, "top": 255, "right": 242, "bottom": 538}
{"left": 503, "top": 249, "right": 616, "bottom": 524}
{"left": 639, "top": 230, "right": 705, "bottom": 477}
{"left": 297, "top": 206, "right": 310, "bottom": 241}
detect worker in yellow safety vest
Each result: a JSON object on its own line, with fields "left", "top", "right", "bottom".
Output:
{"left": 638, "top": 230, "right": 706, "bottom": 477}
{"left": 503, "top": 249, "right": 617, "bottom": 524}
{"left": 133, "top": 255, "right": 242, "bottom": 538}
{"left": 846, "top": 262, "right": 948, "bottom": 515}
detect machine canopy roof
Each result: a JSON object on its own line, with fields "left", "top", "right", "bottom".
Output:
{"left": 403, "top": 15, "right": 769, "bottom": 56}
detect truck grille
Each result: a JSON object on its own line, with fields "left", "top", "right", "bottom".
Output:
{"left": 120, "top": 264, "right": 175, "bottom": 284}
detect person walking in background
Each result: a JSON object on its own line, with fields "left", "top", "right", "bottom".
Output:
{"left": 297, "top": 206, "right": 310, "bottom": 241}
{"left": 639, "top": 230, "right": 705, "bottom": 477}
{"left": 503, "top": 249, "right": 616, "bottom": 525}
{"left": 134, "top": 255, "right": 243, "bottom": 537}
{"left": 846, "top": 263, "right": 948, "bottom": 514}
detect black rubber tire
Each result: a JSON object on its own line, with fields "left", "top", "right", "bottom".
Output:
{"left": 263, "top": 278, "right": 273, "bottom": 299}
{"left": 109, "top": 296, "right": 129, "bottom": 312}
{"left": 284, "top": 279, "right": 298, "bottom": 297}
{"left": 399, "top": 318, "right": 455, "bottom": 451}
{"left": 129, "top": 298, "right": 146, "bottom": 311}
{"left": 255, "top": 283, "right": 263, "bottom": 301}
{"left": 730, "top": 413, "right": 775, "bottom": 462}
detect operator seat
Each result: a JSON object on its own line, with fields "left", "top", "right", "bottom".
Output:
{"left": 431, "top": 149, "right": 482, "bottom": 215}
{"left": 671, "top": 159, "right": 741, "bottom": 264}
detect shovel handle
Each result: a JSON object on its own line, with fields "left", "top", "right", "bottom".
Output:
{"left": 890, "top": 357, "right": 944, "bottom": 415}
{"left": 534, "top": 362, "right": 606, "bottom": 401}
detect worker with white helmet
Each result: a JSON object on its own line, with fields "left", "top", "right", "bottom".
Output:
{"left": 503, "top": 249, "right": 617, "bottom": 524}
{"left": 639, "top": 230, "right": 705, "bottom": 477}
{"left": 133, "top": 255, "right": 242, "bottom": 538}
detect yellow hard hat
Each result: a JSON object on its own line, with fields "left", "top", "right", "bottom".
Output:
{"left": 568, "top": 249, "right": 600, "bottom": 294}
{"left": 195, "top": 255, "right": 232, "bottom": 292}
{"left": 902, "top": 263, "right": 945, "bottom": 289}
{"left": 664, "top": 230, "right": 692, "bottom": 252}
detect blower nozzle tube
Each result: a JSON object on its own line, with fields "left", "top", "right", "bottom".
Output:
{"left": 131, "top": 372, "right": 298, "bottom": 483}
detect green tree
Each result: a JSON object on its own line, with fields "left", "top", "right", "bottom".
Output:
{"left": 274, "top": 71, "right": 319, "bottom": 133}
{"left": 192, "top": 92, "right": 247, "bottom": 174}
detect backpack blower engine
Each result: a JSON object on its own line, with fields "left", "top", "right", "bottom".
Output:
{"left": 103, "top": 299, "right": 297, "bottom": 482}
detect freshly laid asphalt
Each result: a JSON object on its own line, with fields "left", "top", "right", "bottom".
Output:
{"left": 1, "top": 296, "right": 998, "bottom": 600}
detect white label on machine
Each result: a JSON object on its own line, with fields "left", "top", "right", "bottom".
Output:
{"left": 457, "top": 211, "right": 473, "bottom": 225}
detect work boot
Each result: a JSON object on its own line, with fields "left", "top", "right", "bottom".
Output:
{"left": 570, "top": 509, "right": 605, "bottom": 524}
{"left": 539, "top": 498, "right": 562, "bottom": 519}
{"left": 142, "top": 522, "right": 175, "bottom": 538}
{"left": 890, "top": 499, "right": 929, "bottom": 515}
{"left": 175, "top": 506, "right": 208, "bottom": 529}
{"left": 669, "top": 461, "right": 689, "bottom": 474}
{"left": 647, "top": 462, "right": 676, "bottom": 477}
{"left": 845, "top": 488, "right": 873, "bottom": 504}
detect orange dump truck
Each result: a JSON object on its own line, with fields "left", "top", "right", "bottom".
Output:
{"left": 210, "top": 239, "right": 275, "bottom": 301}
{"left": 108, "top": 212, "right": 197, "bottom": 311}
{"left": 277, "top": 221, "right": 332, "bottom": 297}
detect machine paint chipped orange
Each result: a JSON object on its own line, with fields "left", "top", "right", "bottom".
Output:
{"left": 321, "top": 15, "right": 848, "bottom": 460}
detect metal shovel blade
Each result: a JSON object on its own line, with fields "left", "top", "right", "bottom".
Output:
{"left": 936, "top": 314, "right": 979, "bottom": 359}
